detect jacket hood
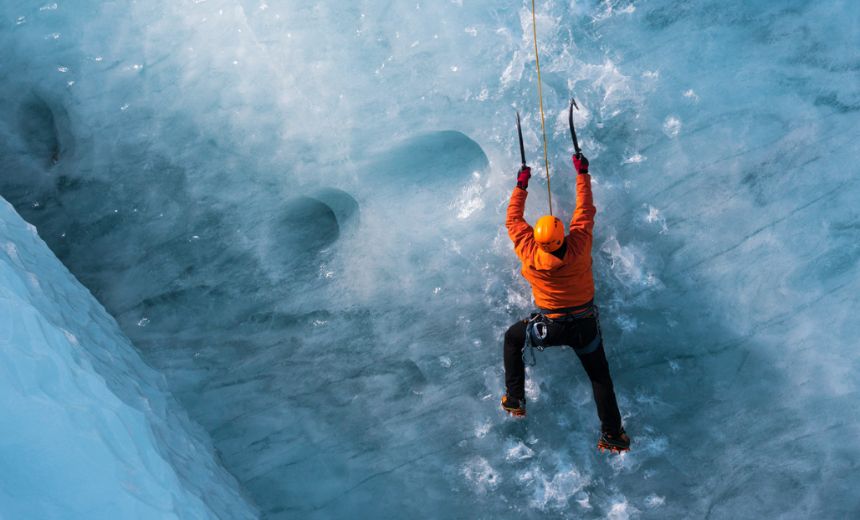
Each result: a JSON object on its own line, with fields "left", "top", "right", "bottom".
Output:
{"left": 529, "top": 248, "right": 565, "bottom": 271}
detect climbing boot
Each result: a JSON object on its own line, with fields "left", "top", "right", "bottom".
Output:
{"left": 597, "top": 428, "right": 630, "bottom": 453}
{"left": 501, "top": 395, "right": 526, "bottom": 417}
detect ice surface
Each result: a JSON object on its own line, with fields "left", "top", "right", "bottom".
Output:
{"left": 0, "top": 199, "right": 256, "bottom": 518}
{"left": 1, "top": 0, "right": 859, "bottom": 518}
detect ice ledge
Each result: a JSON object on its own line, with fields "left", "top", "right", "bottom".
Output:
{"left": 0, "top": 197, "right": 257, "bottom": 519}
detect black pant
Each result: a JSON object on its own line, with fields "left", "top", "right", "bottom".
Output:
{"left": 503, "top": 316, "right": 622, "bottom": 433}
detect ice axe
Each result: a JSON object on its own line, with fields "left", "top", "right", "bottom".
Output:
{"left": 516, "top": 110, "right": 527, "bottom": 169}
{"left": 568, "top": 98, "right": 582, "bottom": 158}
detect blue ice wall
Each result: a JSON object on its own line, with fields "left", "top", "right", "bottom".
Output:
{"left": 1, "top": 0, "right": 858, "bottom": 518}
{"left": 0, "top": 198, "right": 257, "bottom": 518}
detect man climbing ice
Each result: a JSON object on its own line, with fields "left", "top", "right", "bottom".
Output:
{"left": 501, "top": 152, "right": 630, "bottom": 453}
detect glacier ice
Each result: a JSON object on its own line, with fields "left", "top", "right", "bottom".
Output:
{"left": 1, "top": 0, "right": 859, "bottom": 518}
{"left": 0, "top": 199, "right": 256, "bottom": 518}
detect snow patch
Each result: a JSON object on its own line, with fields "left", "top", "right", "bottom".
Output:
{"left": 607, "top": 498, "right": 639, "bottom": 520}
{"left": 528, "top": 466, "right": 589, "bottom": 511}
{"left": 645, "top": 494, "right": 666, "bottom": 508}
{"left": 663, "top": 116, "right": 682, "bottom": 137}
{"left": 462, "top": 457, "right": 501, "bottom": 493}
{"left": 622, "top": 153, "right": 646, "bottom": 164}
{"left": 505, "top": 440, "right": 534, "bottom": 461}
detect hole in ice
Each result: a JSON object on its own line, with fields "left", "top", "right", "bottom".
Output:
{"left": 17, "top": 95, "right": 71, "bottom": 166}
{"left": 309, "top": 187, "right": 359, "bottom": 233}
{"left": 275, "top": 196, "right": 340, "bottom": 255}
{"left": 370, "top": 130, "right": 488, "bottom": 185}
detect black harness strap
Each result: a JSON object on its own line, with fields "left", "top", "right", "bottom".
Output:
{"left": 538, "top": 299, "right": 594, "bottom": 317}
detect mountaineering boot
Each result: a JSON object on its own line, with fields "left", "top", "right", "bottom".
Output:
{"left": 501, "top": 395, "right": 526, "bottom": 417}
{"left": 597, "top": 428, "right": 630, "bottom": 453}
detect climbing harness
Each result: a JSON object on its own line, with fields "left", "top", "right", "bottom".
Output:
{"left": 538, "top": 298, "right": 594, "bottom": 318}
{"left": 523, "top": 313, "right": 548, "bottom": 367}
{"left": 572, "top": 306, "right": 603, "bottom": 356}
{"left": 522, "top": 303, "right": 603, "bottom": 366}
{"left": 529, "top": 0, "right": 553, "bottom": 216}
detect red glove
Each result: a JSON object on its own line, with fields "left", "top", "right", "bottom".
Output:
{"left": 516, "top": 166, "right": 531, "bottom": 190}
{"left": 572, "top": 153, "right": 589, "bottom": 174}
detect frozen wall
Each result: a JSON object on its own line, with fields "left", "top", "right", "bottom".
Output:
{"left": 1, "top": 0, "right": 859, "bottom": 518}
{"left": 0, "top": 198, "right": 257, "bottom": 518}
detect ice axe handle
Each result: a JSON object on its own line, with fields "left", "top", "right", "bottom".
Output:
{"left": 569, "top": 98, "right": 582, "bottom": 157}
{"left": 516, "top": 111, "right": 527, "bottom": 168}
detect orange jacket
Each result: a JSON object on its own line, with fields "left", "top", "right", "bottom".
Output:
{"left": 506, "top": 173, "right": 596, "bottom": 311}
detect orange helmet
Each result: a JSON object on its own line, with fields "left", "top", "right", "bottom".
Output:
{"left": 534, "top": 215, "right": 565, "bottom": 252}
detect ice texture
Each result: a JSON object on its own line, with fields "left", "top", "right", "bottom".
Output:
{"left": 1, "top": 0, "right": 859, "bottom": 518}
{"left": 0, "top": 199, "right": 256, "bottom": 518}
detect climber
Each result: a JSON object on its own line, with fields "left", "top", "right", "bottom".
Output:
{"left": 501, "top": 152, "right": 630, "bottom": 453}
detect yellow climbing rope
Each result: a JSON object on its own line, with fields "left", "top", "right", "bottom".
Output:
{"left": 530, "top": 0, "right": 553, "bottom": 215}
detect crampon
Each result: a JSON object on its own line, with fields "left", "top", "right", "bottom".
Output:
{"left": 501, "top": 395, "right": 526, "bottom": 417}
{"left": 597, "top": 428, "right": 630, "bottom": 453}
